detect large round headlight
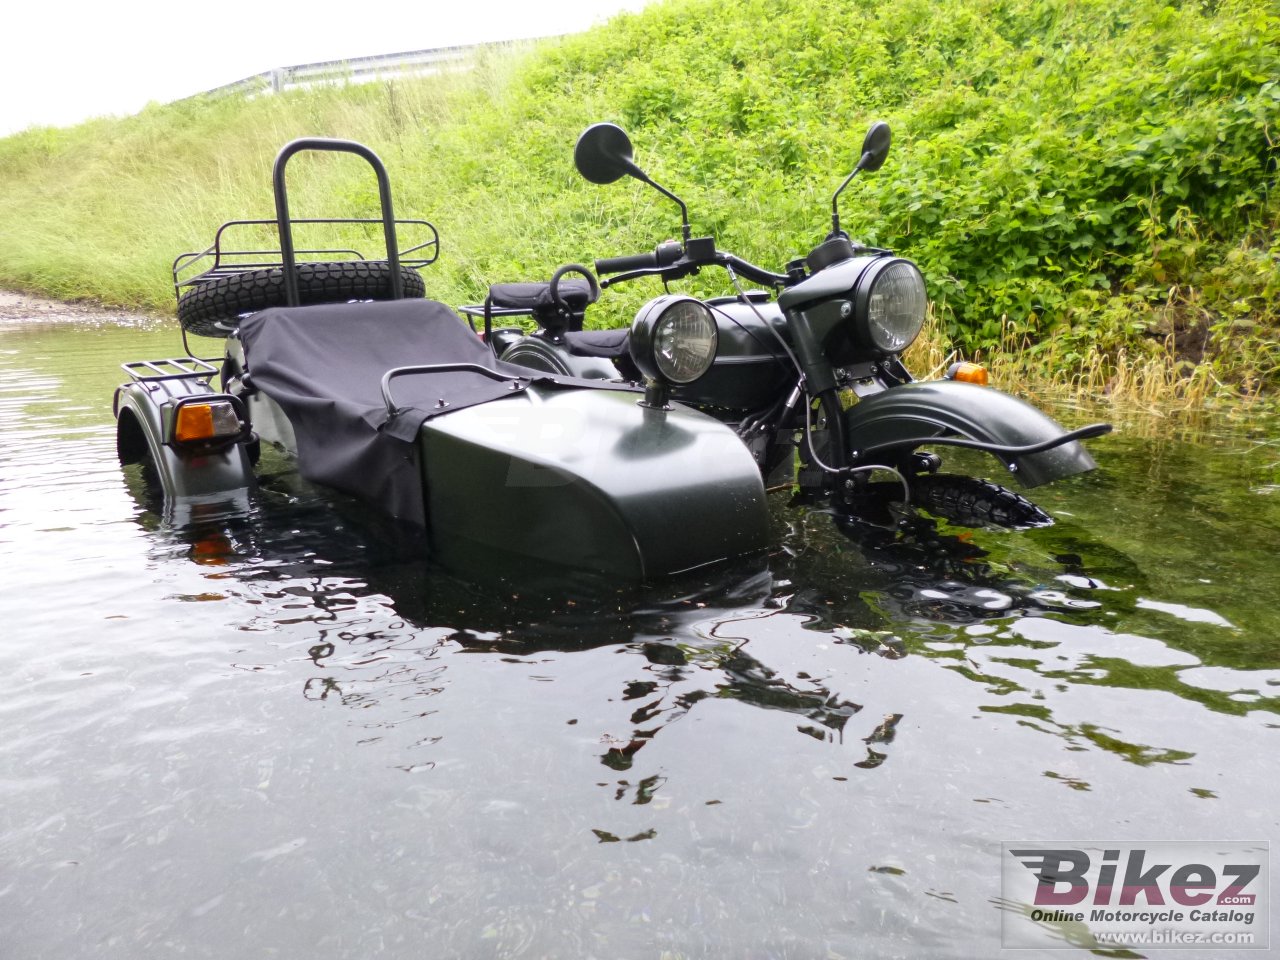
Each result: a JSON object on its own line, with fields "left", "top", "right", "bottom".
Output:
{"left": 629, "top": 295, "right": 718, "bottom": 385}
{"left": 854, "top": 258, "right": 927, "bottom": 354}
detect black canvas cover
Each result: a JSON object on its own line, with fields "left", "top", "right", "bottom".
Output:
{"left": 239, "top": 299, "right": 541, "bottom": 525}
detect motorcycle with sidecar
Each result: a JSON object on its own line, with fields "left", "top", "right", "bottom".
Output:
{"left": 113, "top": 126, "right": 1108, "bottom": 580}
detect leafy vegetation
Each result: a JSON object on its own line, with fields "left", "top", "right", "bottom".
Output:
{"left": 1, "top": 0, "right": 1276, "bottom": 398}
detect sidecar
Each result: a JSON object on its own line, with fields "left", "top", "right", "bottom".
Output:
{"left": 113, "top": 139, "right": 770, "bottom": 579}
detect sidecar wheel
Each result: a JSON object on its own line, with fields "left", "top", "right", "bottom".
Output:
{"left": 177, "top": 260, "right": 426, "bottom": 336}
{"left": 910, "top": 474, "right": 1052, "bottom": 529}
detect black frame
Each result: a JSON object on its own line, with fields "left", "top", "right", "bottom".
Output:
{"left": 171, "top": 138, "right": 440, "bottom": 316}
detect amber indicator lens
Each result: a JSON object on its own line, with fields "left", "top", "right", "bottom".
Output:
{"left": 174, "top": 401, "right": 240, "bottom": 442}
{"left": 945, "top": 361, "right": 990, "bottom": 386}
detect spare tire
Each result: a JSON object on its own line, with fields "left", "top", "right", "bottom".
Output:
{"left": 177, "top": 260, "right": 426, "bottom": 336}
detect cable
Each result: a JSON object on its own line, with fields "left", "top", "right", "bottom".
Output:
{"left": 725, "top": 266, "right": 805, "bottom": 378}
{"left": 802, "top": 395, "right": 912, "bottom": 507}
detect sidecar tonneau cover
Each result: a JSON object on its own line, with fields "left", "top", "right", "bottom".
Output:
{"left": 238, "top": 298, "right": 619, "bottom": 525}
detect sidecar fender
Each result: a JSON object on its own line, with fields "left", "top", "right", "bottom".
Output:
{"left": 842, "top": 380, "right": 1096, "bottom": 487}
{"left": 115, "top": 378, "right": 257, "bottom": 501}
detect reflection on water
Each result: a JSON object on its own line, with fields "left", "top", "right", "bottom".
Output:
{"left": 2, "top": 312, "right": 1278, "bottom": 958}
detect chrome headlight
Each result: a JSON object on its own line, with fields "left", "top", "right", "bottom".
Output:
{"left": 629, "top": 295, "right": 718, "bottom": 385}
{"left": 854, "top": 258, "right": 927, "bottom": 354}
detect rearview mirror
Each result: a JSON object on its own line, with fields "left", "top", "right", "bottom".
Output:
{"left": 574, "top": 123, "right": 644, "bottom": 185}
{"left": 828, "top": 121, "right": 893, "bottom": 240}
{"left": 856, "top": 121, "right": 892, "bottom": 173}
{"left": 574, "top": 122, "right": 692, "bottom": 243}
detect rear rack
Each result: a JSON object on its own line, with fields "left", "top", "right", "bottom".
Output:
{"left": 121, "top": 357, "right": 220, "bottom": 384}
{"left": 174, "top": 138, "right": 440, "bottom": 304}
{"left": 170, "top": 139, "right": 442, "bottom": 361}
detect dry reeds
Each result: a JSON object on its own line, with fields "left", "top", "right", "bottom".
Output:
{"left": 904, "top": 304, "right": 1277, "bottom": 430}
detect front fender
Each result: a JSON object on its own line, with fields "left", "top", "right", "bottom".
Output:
{"left": 842, "top": 380, "right": 1097, "bottom": 488}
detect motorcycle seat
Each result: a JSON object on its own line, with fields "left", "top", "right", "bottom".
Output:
{"left": 564, "top": 328, "right": 641, "bottom": 381}
{"left": 565, "top": 328, "right": 627, "bottom": 357}
{"left": 487, "top": 280, "right": 594, "bottom": 314}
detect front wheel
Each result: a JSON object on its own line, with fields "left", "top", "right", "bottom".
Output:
{"left": 910, "top": 474, "right": 1051, "bottom": 529}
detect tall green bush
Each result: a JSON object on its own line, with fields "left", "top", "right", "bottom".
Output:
{"left": 1, "top": 0, "right": 1276, "bottom": 384}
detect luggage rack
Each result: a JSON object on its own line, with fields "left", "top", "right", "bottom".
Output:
{"left": 457, "top": 302, "right": 537, "bottom": 321}
{"left": 121, "top": 357, "right": 220, "bottom": 383}
{"left": 113, "top": 358, "right": 223, "bottom": 417}
{"left": 169, "top": 139, "right": 443, "bottom": 357}
{"left": 172, "top": 216, "right": 440, "bottom": 299}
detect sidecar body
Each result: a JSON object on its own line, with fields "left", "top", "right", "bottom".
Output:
{"left": 113, "top": 136, "right": 769, "bottom": 578}
{"left": 115, "top": 297, "right": 770, "bottom": 579}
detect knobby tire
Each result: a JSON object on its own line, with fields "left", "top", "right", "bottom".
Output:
{"left": 177, "top": 261, "right": 425, "bottom": 336}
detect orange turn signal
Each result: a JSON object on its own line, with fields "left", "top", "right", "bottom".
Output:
{"left": 174, "top": 401, "right": 240, "bottom": 443}
{"left": 946, "top": 361, "right": 989, "bottom": 386}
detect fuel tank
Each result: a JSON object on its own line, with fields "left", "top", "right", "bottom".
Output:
{"left": 417, "top": 384, "right": 770, "bottom": 579}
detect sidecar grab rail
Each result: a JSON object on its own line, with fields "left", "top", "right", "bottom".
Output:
{"left": 273, "top": 138, "right": 405, "bottom": 307}
{"left": 381, "top": 363, "right": 525, "bottom": 416}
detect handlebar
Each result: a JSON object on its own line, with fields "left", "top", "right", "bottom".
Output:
{"left": 595, "top": 239, "right": 792, "bottom": 289}
{"left": 595, "top": 240, "right": 683, "bottom": 276}
{"left": 720, "top": 253, "right": 791, "bottom": 288}
{"left": 595, "top": 251, "right": 659, "bottom": 274}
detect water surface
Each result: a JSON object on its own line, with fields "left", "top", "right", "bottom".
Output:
{"left": 2, "top": 310, "right": 1277, "bottom": 958}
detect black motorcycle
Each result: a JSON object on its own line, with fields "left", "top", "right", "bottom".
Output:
{"left": 115, "top": 127, "right": 1107, "bottom": 582}
{"left": 475, "top": 120, "right": 1110, "bottom": 529}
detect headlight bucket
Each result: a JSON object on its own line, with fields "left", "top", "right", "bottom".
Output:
{"left": 853, "top": 257, "right": 927, "bottom": 355}
{"left": 629, "top": 295, "right": 718, "bottom": 385}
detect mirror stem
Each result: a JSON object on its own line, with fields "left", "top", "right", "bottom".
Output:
{"left": 640, "top": 173, "right": 692, "bottom": 243}
{"left": 829, "top": 167, "right": 862, "bottom": 240}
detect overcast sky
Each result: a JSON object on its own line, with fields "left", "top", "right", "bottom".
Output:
{"left": 0, "top": 0, "right": 652, "bottom": 136}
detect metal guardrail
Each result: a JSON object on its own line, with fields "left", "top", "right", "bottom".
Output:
{"left": 192, "top": 38, "right": 553, "bottom": 101}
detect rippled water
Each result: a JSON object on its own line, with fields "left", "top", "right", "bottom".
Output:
{"left": 2, "top": 311, "right": 1277, "bottom": 958}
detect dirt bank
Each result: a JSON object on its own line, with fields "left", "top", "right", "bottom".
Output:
{"left": 0, "top": 289, "right": 160, "bottom": 326}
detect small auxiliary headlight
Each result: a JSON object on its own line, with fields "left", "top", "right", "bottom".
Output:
{"left": 629, "top": 295, "right": 718, "bottom": 385}
{"left": 945, "top": 361, "right": 989, "bottom": 386}
{"left": 174, "top": 401, "right": 242, "bottom": 443}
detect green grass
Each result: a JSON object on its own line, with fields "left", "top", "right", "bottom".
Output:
{"left": 1, "top": 0, "right": 1277, "bottom": 398}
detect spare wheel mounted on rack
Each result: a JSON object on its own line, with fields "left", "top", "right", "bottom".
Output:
{"left": 176, "top": 260, "right": 426, "bottom": 337}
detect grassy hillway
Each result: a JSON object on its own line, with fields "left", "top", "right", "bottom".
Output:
{"left": 1, "top": 0, "right": 1276, "bottom": 404}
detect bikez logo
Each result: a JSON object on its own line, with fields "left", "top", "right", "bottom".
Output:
{"left": 1012, "top": 847, "right": 1260, "bottom": 907}
{"left": 1000, "top": 841, "right": 1269, "bottom": 951}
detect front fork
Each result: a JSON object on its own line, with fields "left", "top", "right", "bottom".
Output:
{"left": 794, "top": 385, "right": 865, "bottom": 507}
{"left": 793, "top": 381, "right": 938, "bottom": 512}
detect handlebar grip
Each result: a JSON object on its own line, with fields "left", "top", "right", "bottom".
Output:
{"left": 594, "top": 251, "right": 659, "bottom": 275}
